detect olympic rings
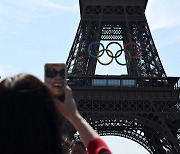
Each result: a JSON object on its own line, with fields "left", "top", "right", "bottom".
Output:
{"left": 88, "top": 41, "right": 142, "bottom": 66}
{"left": 88, "top": 41, "right": 105, "bottom": 58}
{"left": 96, "top": 49, "right": 113, "bottom": 65}
{"left": 124, "top": 42, "right": 141, "bottom": 59}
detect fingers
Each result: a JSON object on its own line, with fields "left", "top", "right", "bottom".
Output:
{"left": 54, "top": 85, "right": 78, "bottom": 121}
{"left": 65, "top": 85, "right": 72, "bottom": 97}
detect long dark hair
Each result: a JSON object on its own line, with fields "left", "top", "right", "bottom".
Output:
{"left": 0, "top": 74, "right": 62, "bottom": 154}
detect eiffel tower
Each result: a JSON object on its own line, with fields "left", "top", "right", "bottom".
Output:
{"left": 65, "top": 0, "right": 180, "bottom": 153}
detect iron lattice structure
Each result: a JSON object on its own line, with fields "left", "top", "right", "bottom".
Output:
{"left": 66, "top": 0, "right": 166, "bottom": 77}
{"left": 65, "top": 0, "right": 180, "bottom": 153}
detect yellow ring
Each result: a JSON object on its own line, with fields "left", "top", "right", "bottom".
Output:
{"left": 96, "top": 49, "right": 114, "bottom": 65}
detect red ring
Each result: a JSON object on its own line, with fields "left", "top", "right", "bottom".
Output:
{"left": 124, "top": 42, "right": 141, "bottom": 59}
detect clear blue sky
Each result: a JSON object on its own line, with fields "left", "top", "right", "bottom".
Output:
{"left": 0, "top": 0, "right": 180, "bottom": 153}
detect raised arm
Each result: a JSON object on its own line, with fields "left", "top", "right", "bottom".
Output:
{"left": 54, "top": 86, "right": 112, "bottom": 154}
{"left": 54, "top": 86, "right": 98, "bottom": 146}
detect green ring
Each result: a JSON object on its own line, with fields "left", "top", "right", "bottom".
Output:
{"left": 115, "top": 49, "right": 132, "bottom": 66}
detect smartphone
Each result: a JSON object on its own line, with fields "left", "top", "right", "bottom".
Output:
{"left": 44, "top": 63, "right": 67, "bottom": 102}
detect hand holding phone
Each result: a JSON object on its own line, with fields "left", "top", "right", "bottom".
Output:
{"left": 44, "top": 63, "right": 67, "bottom": 102}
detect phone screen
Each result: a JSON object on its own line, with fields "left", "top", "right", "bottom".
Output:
{"left": 44, "top": 63, "right": 67, "bottom": 102}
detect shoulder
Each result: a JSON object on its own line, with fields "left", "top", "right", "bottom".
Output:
{"left": 87, "top": 138, "right": 112, "bottom": 154}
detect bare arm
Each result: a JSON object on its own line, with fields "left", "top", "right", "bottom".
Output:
{"left": 54, "top": 86, "right": 99, "bottom": 146}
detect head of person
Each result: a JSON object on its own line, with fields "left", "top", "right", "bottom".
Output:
{"left": 70, "top": 139, "right": 87, "bottom": 154}
{"left": 61, "top": 136, "right": 72, "bottom": 154}
{"left": 0, "top": 73, "right": 62, "bottom": 154}
{"left": 44, "top": 63, "right": 66, "bottom": 101}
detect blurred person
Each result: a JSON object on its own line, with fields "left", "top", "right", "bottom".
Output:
{"left": 0, "top": 74, "right": 62, "bottom": 154}
{"left": 0, "top": 73, "right": 112, "bottom": 154}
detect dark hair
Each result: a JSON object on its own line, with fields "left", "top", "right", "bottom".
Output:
{"left": 0, "top": 74, "right": 62, "bottom": 154}
{"left": 71, "top": 139, "right": 86, "bottom": 151}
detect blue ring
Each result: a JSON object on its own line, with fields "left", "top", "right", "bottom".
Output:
{"left": 88, "top": 41, "right": 105, "bottom": 58}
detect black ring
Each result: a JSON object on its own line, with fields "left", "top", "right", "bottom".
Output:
{"left": 106, "top": 42, "right": 123, "bottom": 58}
